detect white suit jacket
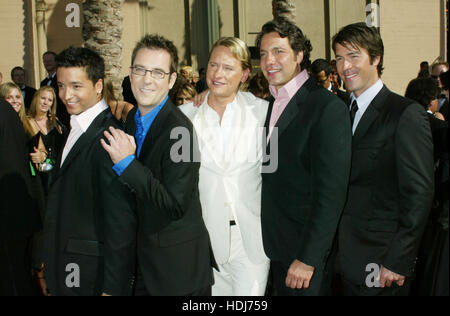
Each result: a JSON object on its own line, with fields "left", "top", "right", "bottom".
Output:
{"left": 180, "top": 91, "right": 269, "bottom": 264}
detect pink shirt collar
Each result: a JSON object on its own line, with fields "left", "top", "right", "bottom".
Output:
{"left": 269, "top": 69, "right": 310, "bottom": 101}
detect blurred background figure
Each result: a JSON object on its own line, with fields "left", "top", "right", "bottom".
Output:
{"left": 438, "top": 71, "right": 449, "bottom": 121}
{"left": 405, "top": 77, "right": 449, "bottom": 297}
{"left": 121, "top": 75, "right": 137, "bottom": 106}
{"left": 418, "top": 61, "right": 430, "bottom": 78}
{"left": 11, "top": 66, "right": 36, "bottom": 111}
{"left": 196, "top": 67, "right": 207, "bottom": 93}
{"left": 180, "top": 65, "right": 194, "bottom": 84}
{"left": 311, "top": 58, "right": 349, "bottom": 104}
{"left": 330, "top": 59, "right": 342, "bottom": 91}
{"left": 248, "top": 70, "right": 270, "bottom": 100}
{"left": 175, "top": 82, "right": 197, "bottom": 106}
{"left": 0, "top": 71, "right": 3, "bottom": 84}
{"left": 40, "top": 51, "right": 70, "bottom": 127}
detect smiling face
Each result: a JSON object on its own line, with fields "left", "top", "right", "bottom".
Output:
{"left": 6, "top": 88, "right": 23, "bottom": 113}
{"left": 130, "top": 48, "right": 176, "bottom": 116}
{"left": 335, "top": 42, "right": 380, "bottom": 98}
{"left": 206, "top": 45, "right": 249, "bottom": 104}
{"left": 38, "top": 90, "right": 54, "bottom": 115}
{"left": 57, "top": 66, "right": 102, "bottom": 115}
{"left": 259, "top": 32, "right": 303, "bottom": 91}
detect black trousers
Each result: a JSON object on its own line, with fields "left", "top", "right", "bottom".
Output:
{"left": 133, "top": 268, "right": 211, "bottom": 296}
{"left": 0, "top": 236, "right": 39, "bottom": 296}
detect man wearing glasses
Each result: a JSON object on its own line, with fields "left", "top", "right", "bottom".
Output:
{"left": 101, "top": 34, "right": 215, "bottom": 296}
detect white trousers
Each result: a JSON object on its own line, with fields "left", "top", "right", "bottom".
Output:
{"left": 212, "top": 225, "right": 270, "bottom": 296}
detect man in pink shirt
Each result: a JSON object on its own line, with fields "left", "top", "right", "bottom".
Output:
{"left": 257, "top": 18, "right": 352, "bottom": 296}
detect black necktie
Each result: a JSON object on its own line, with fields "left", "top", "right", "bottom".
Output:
{"left": 350, "top": 100, "right": 358, "bottom": 127}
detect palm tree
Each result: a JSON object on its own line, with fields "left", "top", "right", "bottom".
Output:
{"left": 272, "top": 0, "right": 296, "bottom": 22}
{"left": 82, "top": 0, "right": 124, "bottom": 99}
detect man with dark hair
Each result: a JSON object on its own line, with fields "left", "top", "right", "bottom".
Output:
{"left": 332, "top": 22, "right": 434, "bottom": 296}
{"left": 311, "top": 58, "right": 349, "bottom": 104}
{"left": 40, "top": 51, "right": 70, "bottom": 127}
{"left": 11, "top": 66, "right": 36, "bottom": 110}
{"left": 256, "top": 19, "right": 352, "bottom": 296}
{"left": 43, "top": 46, "right": 136, "bottom": 296}
{"left": 101, "top": 34, "right": 215, "bottom": 296}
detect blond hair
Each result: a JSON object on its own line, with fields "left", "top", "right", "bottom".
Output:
{"left": 0, "top": 82, "right": 33, "bottom": 135}
{"left": 210, "top": 37, "right": 252, "bottom": 72}
{"left": 28, "top": 86, "right": 59, "bottom": 132}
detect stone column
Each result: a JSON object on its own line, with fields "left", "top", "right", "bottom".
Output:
{"left": 36, "top": 0, "right": 47, "bottom": 81}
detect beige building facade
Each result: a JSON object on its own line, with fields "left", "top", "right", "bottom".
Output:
{"left": 0, "top": 0, "right": 447, "bottom": 95}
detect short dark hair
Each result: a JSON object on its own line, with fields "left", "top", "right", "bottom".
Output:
{"left": 131, "top": 34, "right": 179, "bottom": 75}
{"left": 55, "top": 46, "right": 105, "bottom": 86}
{"left": 43, "top": 51, "right": 57, "bottom": 59}
{"left": 332, "top": 22, "right": 384, "bottom": 76}
{"left": 405, "top": 77, "right": 440, "bottom": 110}
{"left": 11, "top": 66, "right": 25, "bottom": 79}
{"left": 311, "top": 59, "right": 331, "bottom": 76}
{"left": 256, "top": 18, "right": 313, "bottom": 71}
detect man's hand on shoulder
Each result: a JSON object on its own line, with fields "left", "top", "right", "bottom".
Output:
{"left": 285, "top": 259, "right": 315, "bottom": 289}
{"left": 100, "top": 126, "right": 136, "bottom": 164}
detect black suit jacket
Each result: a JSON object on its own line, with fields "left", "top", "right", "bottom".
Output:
{"left": 119, "top": 99, "right": 214, "bottom": 295}
{"left": 21, "top": 85, "right": 37, "bottom": 111}
{"left": 331, "top": 86, "right": 350, "bottom": 105}
{"left": 41, "top": 74, "right": 70, "bottom": 127}
{"left": 0, "top": 99, "right": 41, "bottom": 240}
{"left": 261, "top": 77, "right": 352, "bottom": 288}
{"left": 337, "top": 86, "right": 434, "bottom": 285}
{"left": 43, "top": 108, "right": 136, "bottom": 296}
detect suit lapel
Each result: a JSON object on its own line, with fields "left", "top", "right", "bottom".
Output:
{"left": 352, "top": 85, "right": 390, "bottom": 147}
{"left": 54, "top": 109, "right": 111, "bottom": 180}
{"left": 137, "top": 99, "right": 174, "bottom": 162}
{"left": 266, "top": 77, "right": 313, "bottom": 147}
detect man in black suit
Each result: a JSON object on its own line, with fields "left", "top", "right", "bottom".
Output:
{"left": 0, "top": 99, "right": 42, "bottom": 295}
{"left": 11, "top": 66, "right": 36, "bottom": 111}
{"left": 43, "top": 47, "right": 136, "bottom": 296}
{"left": 256, "top": 19, "right": 352, "bottom": 296}
{"left": 332, "top": 22, "right": 434, "bottom": 296}
{"left": 311, "top": 58, "right": 350, "bottom": 104}
{"left": 40, "top": 51, "right": 70, "bottom": 127}
{"left": 102, "top": 34, "right": 214, "bottom": 296}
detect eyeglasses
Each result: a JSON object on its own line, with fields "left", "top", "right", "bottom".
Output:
{"left": 130, "top": 66, "right": 171, "bottom": 80}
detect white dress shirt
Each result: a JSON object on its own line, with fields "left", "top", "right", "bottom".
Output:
{"left": 350, "top": 79, "right": 383, "bottom": 134}
{"left": 60, "top": 99, "right": 108, "bottom": 166}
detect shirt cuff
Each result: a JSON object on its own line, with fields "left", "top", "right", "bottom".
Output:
{"left": 112, "top": 155, "right": 135, "bottom": 176}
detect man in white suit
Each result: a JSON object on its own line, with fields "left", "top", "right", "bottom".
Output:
{"left": 180, "top": 37, "right": 270, "bottom": 296}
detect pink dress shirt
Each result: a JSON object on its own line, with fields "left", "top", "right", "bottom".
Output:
{"left": 267, "top": 70, "right": 310, "bottom": 141}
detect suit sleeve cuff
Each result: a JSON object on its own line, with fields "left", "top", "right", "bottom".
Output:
{"left": 112, "top": 155, "right": 135, "bottom": 176}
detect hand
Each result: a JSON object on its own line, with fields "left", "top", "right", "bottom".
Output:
{"left": 285, "top": 259, "right": 315, "bottom": 289}
{"left": 379, "top": 265, "right": 405, "bottom": 287}
{"left": 30, "top": 146, "right": 45, "bottom": 164}
{"left": 108, "top": 100, "right": 134, "bottom": 121}
{"left": 100, "top": 127, "right": 136, "bottom": 164}
{"left": 193, "top": 89, "right": 208, "bottom": 107}
{"left": 36, "top": 265, "right": 50, "bottom": 296}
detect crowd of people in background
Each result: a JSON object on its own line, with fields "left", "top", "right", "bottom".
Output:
{"left": 0, "top": 17, "right": 448, "bottom": 297}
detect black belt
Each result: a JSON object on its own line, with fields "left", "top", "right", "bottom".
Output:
{"left": 230, "top": 220, "right": 236, "bottom": 226}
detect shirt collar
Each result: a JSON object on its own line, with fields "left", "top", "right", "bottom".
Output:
{"left": 269, "top": 69, "right": 310, "bottom": 100}
{"left": 135, "top": 95, "right": 168, "bottom": 130}
{"left": 205, "top": 93, "right": 238, "bottom": 123}
{"left": 71, "top": 99, "right": 108, "bottom": 133}
{"left": 350, "top": 79, "right": 383, "bottom": 110}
